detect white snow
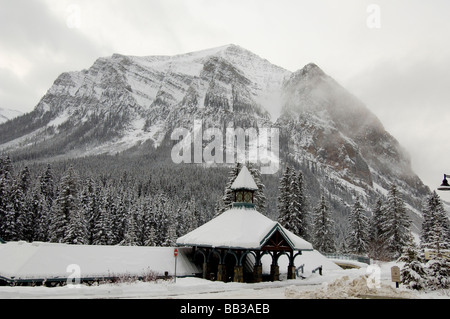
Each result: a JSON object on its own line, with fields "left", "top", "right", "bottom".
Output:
{"left": 0, "top": 242, "right": 200, "bottom": 280}
{"left": 1, "top": 251, "right": 448, "bottom": 299}
{"left": 176, "top": 206, "right": 313, "bottom": 251}
{"left": 0, "top": 108, "right": 22, "bottom": 124}
{"left": 230, "top": 166, "right": 258, "bottom": 190}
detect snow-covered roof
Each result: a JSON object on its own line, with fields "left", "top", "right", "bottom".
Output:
{"left": 176, "top": 206, "right": 313, "bottom": 251}
{"left": 0, "top": 242, "right": 200, "bottom": 280}
{"left": 231, "top": 166, "right": 258, "bottom": 190}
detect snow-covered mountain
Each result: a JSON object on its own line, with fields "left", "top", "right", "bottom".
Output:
{"left": 0, "top": 45, "right": 287, "bottom": 156}
{"left": 0, "top": 44, "right": 429, "bottom": 232}
{"left": 0, "top": 108, "right": 22, "bottom": 124}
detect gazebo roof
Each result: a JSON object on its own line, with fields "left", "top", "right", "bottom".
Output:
{"left": 230, "top": 166, "right": 258, "bottom": 191}
{"left": 176, "top": 206, "right": 313, "bottom": 251}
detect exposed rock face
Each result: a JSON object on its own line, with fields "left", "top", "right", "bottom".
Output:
{"left": 0, "top": 44, "right": 429, "bottom": 228}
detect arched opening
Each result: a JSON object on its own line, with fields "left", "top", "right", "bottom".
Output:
{"left": 223, "top": 250, "right": 239, "bottom": 282}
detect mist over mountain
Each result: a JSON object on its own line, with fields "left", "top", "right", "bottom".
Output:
{"left": 0, "top": 108, "right": 22, "bottom": 124}
{"left": 0, "top": 44, "right": 429, "bottom": 238}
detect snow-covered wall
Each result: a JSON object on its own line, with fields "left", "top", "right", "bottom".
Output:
{"left": 0, "top": 241, "right": 200, "bottom": 280}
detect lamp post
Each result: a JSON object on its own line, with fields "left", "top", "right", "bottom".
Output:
{"left": 437, "top": 174, "right": 450, "bottom": 191}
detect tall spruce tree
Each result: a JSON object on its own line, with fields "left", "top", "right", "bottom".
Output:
{"left": 49, "top": 165, "right": 81, "bottom": 243}
{"left": 277, "top": 166, "right": 292, "bottom": 226}
{"left": 215, "top": 163, "right": 242, "bottom": 216}
{"left": 421, "top": 191, "right": 450, "bottom": 251}
{"left": 368, "top": 197, "right": 390, "bottom": 260}
{"left": 65, "top": 207, "right": 88, "bottom": 245}
{"left": 346, "top": 197, "right": 370, "bottom": 255}
{"left": 381, "top": 184, "right": 412, "bottom": 259}
{"left": 247, "top": 163, "right": 267, "bottom": 215}
{"left": 312, "top": 194, "right": 336, "bottom": 253}
{"left": 278, "top": 168, "right": 309, "bottom": 239}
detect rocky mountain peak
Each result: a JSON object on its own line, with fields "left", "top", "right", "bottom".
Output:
{"left": 0, "top": 45, "right": 429, "bottom": 229}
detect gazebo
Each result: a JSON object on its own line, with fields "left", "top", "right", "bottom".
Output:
{"left": 176, "top": 166, "right": 313, "bottom": 283}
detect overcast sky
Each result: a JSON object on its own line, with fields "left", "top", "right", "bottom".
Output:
{"left": 1, "top": 0, "right": 450, "bottom": 201}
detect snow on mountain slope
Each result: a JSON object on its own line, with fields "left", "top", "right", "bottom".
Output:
{"left": 0, "top": 45, "right": 431, "bottom": 234}
{"left": 0, "top": 108, "right": 22, "bottom": 124}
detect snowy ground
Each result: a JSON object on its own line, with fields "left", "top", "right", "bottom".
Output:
{"left": 1, "top": 261, "right": 449, "bottom": 299}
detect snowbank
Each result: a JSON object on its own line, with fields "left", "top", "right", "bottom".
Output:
{"left": 0, "top": 241, "right": 200, "bottom": 280}
{"left": 285, "top": 275, "right": 415, "bottom": 299}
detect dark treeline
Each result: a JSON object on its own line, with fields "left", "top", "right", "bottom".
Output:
{"left": 0, "top": 154, "right": 236, "bottom": 246}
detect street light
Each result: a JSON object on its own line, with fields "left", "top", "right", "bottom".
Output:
{"left": 437, "top": 174, "right": 450, "bottom": 191}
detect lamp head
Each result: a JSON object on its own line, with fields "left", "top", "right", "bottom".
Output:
{"left": 438, "top": 174, "right": 450, "bottom": 191}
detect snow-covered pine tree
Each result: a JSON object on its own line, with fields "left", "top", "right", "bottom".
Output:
{"left": 398, "top": 240, "right": 427, "bottom": 290}
{"left": 346, "top": 197, "right": 370, "bottom": 255}
{"left": 40, "top": 163, "right": 55, "bottom": 203}
{"left": 49, "top": 165, "right": 81, "bottom": 243}
{"left": 92, "top": 190, "right": 113, "bottom": 245}
{"left": 112, "top": 192, "right": 129, "bottom": 245}
{"left": 381, "top": 184, "right": 412, "bottom": 259}
{"left": 19, "top": 166, "right": 31, "bottom": 194}
{"left": 2, "top": 180, "right": 24, "bottom": 241}
{"left": 121, "top": 209, "right": 139, "bottom": 246}
{"left": 164, "top": 221, "right": 178, "bottom": 247}
{"left": 178, "top": 198, "right": 198, "bottom": 237}
{"left": 247, "top": 163, "right": 267, "bottom": 215}
{"left": 312, "top": 194, "right": 336, "bottom": 253}
{"left": 81, "top": 178, "right": 101, "bottom": 245}
{"left": 277, "top": 166, "right": 292, "bottom": 227}
{"left": 295, "top": 170, "right": 309, "bottom": 239}
{"left": 144, "top": 225, "right": 157, "bottom": 246}
{"left": 215, "top": 163, "right": 242, "bottom": 216}
{"left": 31, "top": 188, "right": 49, "bottom": 242}
{"left": 278, "top": 168, "right": 310, "bottom": 239}
{"left": 421, "top": 191, "right": 450, "bottom": 251}
{"left": 65, "top": 206, "right": 88, "bottom": 245}
{"left": 426, "top": 256, "right": 450, "bottom": 290}
{"left": 18, "top": 185, "right": 40, "bottom": 242}
{"left": 368, "top": 197, "right": 390, "bottom": 260}
{"left": 0, "top": 166, "right": 10, "bottom": 240}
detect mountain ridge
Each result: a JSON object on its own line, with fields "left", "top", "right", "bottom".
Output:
{"left": 0, "top": 45, "right": 430, "bottom": 235}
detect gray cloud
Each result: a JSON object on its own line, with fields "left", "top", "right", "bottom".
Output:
{"left": 0, "top": 0, "right": 112, "bottom": 111}
{"left": 1, "top": 0, "right": 450, "bottom": 200}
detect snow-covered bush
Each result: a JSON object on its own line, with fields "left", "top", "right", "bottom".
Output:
{"left": 399, "top": 242, "right": 427, "bottom": 290}
{"left": 426, "top": 256, "right": 450, "bottom": 290}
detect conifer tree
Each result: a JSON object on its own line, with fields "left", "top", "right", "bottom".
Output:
{"left": 399, "top": 241, "right": 427, "bottom": 290}
{"left": 92, "top": 196, "right": 113, "bottom": 245}
{"left": 277, "top": 166, "right": 292, "bottom": 226}
{"left": 65, "top": 207, "right": 88, "bottom": 245}
{"left": 40, "top": 163, "right": 55, "bottom": 203}
{"left": 278, "top": 167, "right": 310, "bottom": 239}
{"left": 215, "top": 163, "right": 242, "bottom": 216}
{"left": 381, "top": 184, "right": 412, "bottom": 259}
{"left": 49, "top": 165, "right": 81, "bottom": 243}
{"left": 346, "top": 197, "right": 370, "bottom": 255}
{"left": 312, "top": 194, "right": 335, "bottom": 253}
{"left": 3, "top": 179, "right": 26, "bottom": 241}
{"left": 421, "top": 191, "right": 450, "bottom": 251}
{"left": 247, "top": 163, "right": 267, "bottom": 215}
{"left": 368, "top": 197, "right": 390, "bottom": 260}
{"left": 121, "top": 210, "right": 138, "bottom": 246}
{"left": 426, "top": 256, "right": 450, "bottom": 290}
